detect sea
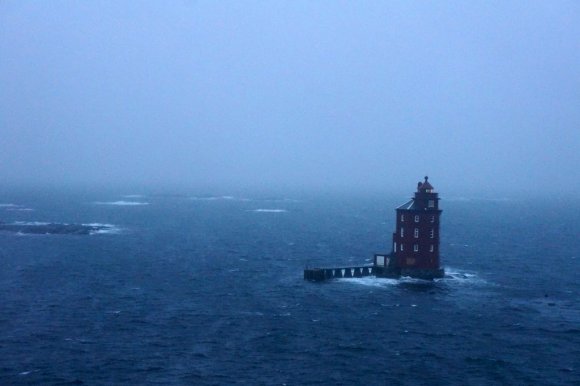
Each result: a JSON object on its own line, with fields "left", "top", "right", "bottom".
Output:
{"left": 0, "top": 189, "right": 578, "bottom": 385}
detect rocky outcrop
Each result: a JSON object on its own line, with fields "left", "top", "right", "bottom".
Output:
{"left": 0, "top": 222, "right": 112, "bottom": 235}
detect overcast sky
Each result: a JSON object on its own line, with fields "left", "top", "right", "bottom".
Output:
{"left": 1, "top": 1, "right": 579, "bottom": 195}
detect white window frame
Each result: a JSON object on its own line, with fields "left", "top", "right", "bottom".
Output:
{"left": 400, "top": 228, "right": 404, "bottom": 237}
{"left": 430, "top": 228, "right": 434, "bottom": 238}
{"left": 428, "top": 200, "right": 434, "bottom": 208}
{"left": 400, "top": 214, "right": 404, "bottom": 222}
{"left": 430, "top": 244, "right": 434, "bottom": 252}
{"left": 430, "top": 215, "right": 435, "bottom": 223}
{"left": 400, "top": 244, "right": 404, "bottom": 251}
{"left": 414, "top": 228, "right": 419, "bottom": 238}
{"left": 413, "top": 244, "right": 419, "bottom": 252}
{"left": 414, "top": 215, "right": 419, "bottom": 223}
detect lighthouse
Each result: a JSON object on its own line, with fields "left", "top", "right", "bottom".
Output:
{"left": 375, "top": 176, "right": 444, "bottom": 279}
{"left": 304, "top": 176, "right": 445, "bottom": 281}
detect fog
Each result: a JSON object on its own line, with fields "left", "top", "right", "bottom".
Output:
{"left": 1, "top": 1, "right": 579, "bottom": 196}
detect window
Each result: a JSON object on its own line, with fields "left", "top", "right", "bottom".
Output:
{"left": 430, "top": 244, "right": 434, "bottom": 252}
{"left": 414, "top": 215, "right": 419, "bottom": 223}
{"left": 400, "top": 214, "right": 404, "bottom": 222}
{"left": 394, "top": 242, "right": 397, "bottom": 252}
{"left": 400, "top": 244, "right": 404, "bottom": 251}
{"left": 406, "top": 258, "right": 416, "bottom": 265}
{"left": 428, "top": 200, "right": 434, "bottom": 208}
{"left": 400, "top": 228, "right": 404, "bottom": 237}
{"left": 430, "top": 228, "right": 434, "bottom": 238}
{"left": 414, "top": 244, "right": 419, "bottom": 252}
{"left": 414, "top": 228, "right": 419, "bottom": 238}
{"left": 430, "top": 215, "right": 435, "bottom": 223}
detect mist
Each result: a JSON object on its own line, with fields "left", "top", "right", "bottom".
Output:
{"left": 1, "top": 1, "right": 579, "bottom": 197}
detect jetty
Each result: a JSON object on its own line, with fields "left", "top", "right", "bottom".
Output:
{"left": 304, "top": 265, "right": 375, "bottom": 281}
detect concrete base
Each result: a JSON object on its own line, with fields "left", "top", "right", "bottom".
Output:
{"left": 375, "top": 266, "right": 444, "bottom": 280}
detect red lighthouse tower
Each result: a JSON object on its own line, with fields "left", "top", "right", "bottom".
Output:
{"left": 375, "top": 176, "right": 444, "bottom": 279}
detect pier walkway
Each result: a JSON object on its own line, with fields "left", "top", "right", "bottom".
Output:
{"left": 304, "top": 265, "right": 375, "bottom": 282}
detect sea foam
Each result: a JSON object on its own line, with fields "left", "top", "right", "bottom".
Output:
{"left": 439, "top": 268, "right": 488, "bottom": 286}
{"left": 13, "top": 221, "right": 51, "bottom": 226}
{"left": 83, "top": 223, "right": 121, "bottom": 235}
{"left": 94, "top": 201, "right": 149, "bottom": 206}
{"left": 337, "top": 268, "right": 487, "bottom": 288}
{"left": 339, "top": 276, "right": 399, "bottom": 287}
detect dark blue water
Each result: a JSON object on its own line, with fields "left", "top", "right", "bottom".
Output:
{"left": 1, "top": 190, "right": 578, "bottom": 385}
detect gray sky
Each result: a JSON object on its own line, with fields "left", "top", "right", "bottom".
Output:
{"left": 1, "top": 1, "right": 579, "bottom": 195}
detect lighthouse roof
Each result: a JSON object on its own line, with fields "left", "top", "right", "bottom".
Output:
{"left": 417, "top": 176, "right": 434, "bottom": 192}
{"left": 396, "top": 199, "right": 416, "bottom": 210}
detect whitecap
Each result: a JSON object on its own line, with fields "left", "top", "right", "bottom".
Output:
{"left": 122, "top": 194, "right": 145, "bottom": 198}
{"left": 7, "top": 207, "right": 34, "bottom": 211}
{"left": 0, "top": 203, "right": 17, "bottom": 207}
{"left": 398, "top": 276, "right": 434, "bottom": 284}
{"left": 339, "top": 276, "right": 399, "bottom": 287}
{"left": 90, "top": 228, "right": 119, "bottom": 235}
{"left": 83, "top": 222, "right": 115, "bottom": 227}
{"left": 440, "top": 268, "right": 487, "bottom": 285}
{"left": 94, "top": 201, "right": 149, "bottom": 206}
{"left": 84, "top": 223, "right": 121, "bottom": 235}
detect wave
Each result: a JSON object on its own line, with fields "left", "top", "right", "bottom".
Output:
{"left": 1, "top": 203, "right": 34, "bottom": 211}
{"left": 248, "top": 209, "right": 288, "bottom": 213}
{"left": 82, "top": 223, "right": 122, "bottom": 235}
{"left": 94, "top": 201, "right": 149, "bottom": 206}
{"left": 13, "top": 221, "right": 51, "bottom": 226}
{"left": 122, "top": 194, "right": 145, "bottom": 198}
{"left": 439, "top": 268, "right": 488, "bottom": 285}
{"left": 339, "top": 277, "right": 399, "bottom": 287}
{"left": 336, "top": 268, "right": 486, "bottom": 288}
